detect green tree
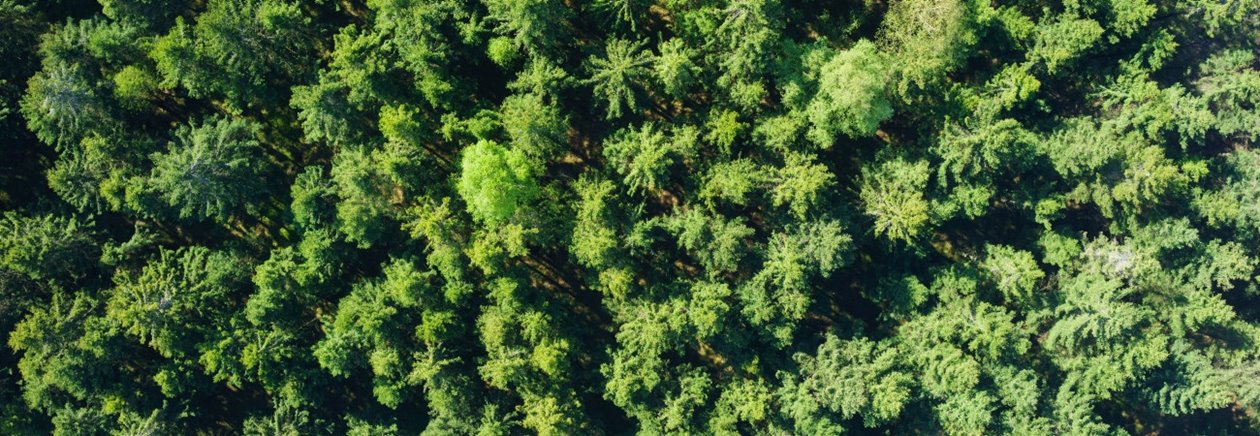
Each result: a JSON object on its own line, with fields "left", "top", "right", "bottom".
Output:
{"left": 148, "top": 117, "right": 269, "bottom": 223}
{"left": 106, "top": 246, "right": 249, "bottom": 360}
{"left": 778, "top": 336, "right": 911, "bottom": 432}
{"left": 151, "top": 0, "right": 320, "bottom": 108}
{"left": 21, "top": 62, "right": 119, "bottom": 151}
{"left": 654, "top": 39, "right": 699, "bottom": 98}
{"left": 713, "top": 0, "right": 782, "bottom": 110}
{"left": 585, "top": 38, "right": 653, "bottom": 119}
{"left": 805, "top": 40, "right": 892, "bottom": 145}
{"left": 860, "top": 158, "right": 932, "bottom": 243}
{"left": 0, "top": 213, "right": 98, "bottom": 284}
{"left": 458, "top": 140, "right": 538, "bottom": 225}
{"left": 603, "top": 124, "right": 688, "bottom": 194}
{"left": 483, "top": 0, "right": 572, "bottom": 55}
{"left": 877, "top": 0, "right": 975, "bottom": 91}
{"left": 501, "top": 93, "right": 568, "bottom": 164}
{"left": 1029, "top": 15, "right": 1103, "bottom": 74}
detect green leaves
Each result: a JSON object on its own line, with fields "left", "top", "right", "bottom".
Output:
{"left": 0, "top": 213, "right": 98, "bottom": 284}
{"left": 771, "top": 153, "right": 835, "bottom": 219}
{"left": 483, "top": 0, "right": 573, "bottom": 55}
{"left": 860, "top": 158, "right": 932, "bottom": 243}
{"left": 878, "top": 0, "right": 975, "bottom": 91}
{"left": 603, "top": 123, "right": 689, "bottom": 194}
{"left": 314, "top": 258, "right": 456, "bottom": 408}
{"left": 458, "top": 140, "right": 538, "bottom": 225}
{"left": 1197, "top": 50, "right": 1260, "bottom": 141}
{"left": 665, "top": 209, "right": 754, "bottom": 276}
{"left": 501, "top": 93, "right": 568, "bottom": 164}
{"left": 478, "top": 278, "right": 586, "bottom": 434}
{"left": 571, "top": 175, "right": 620, "bottom": 269}
{"left": 6, "top": 0, "right": 1260, "bottom": 433}
{"left": 654, "top": 38, "right": 699, "bottom": 98}
{"left": 152, "top": 0, "right": 319, "bottom": 108}
{"left": 1030, "top": 16, "right": 1104, "bottom": 74}
{"left": 805, "top": 40, "right": 892, "bottom": 144}
{"left": 107, "top": 246, "right": 248, "bottom": 358}
{"left": 934, "top": 118, "right": 1036, "bottom": 184}
{"left": 21, "top": 62, "right": 118, "bottom": 151}
{"left": 713, "top": 0, "right": 782, "bottom": 110}
{"left": 149, "top": 117, "right": 268, "bottom": 223}
{"left": 585, "top": 38, "right": 653, "bottom": 119}
{"left": 592, "top": 0, "right": 650, "bottom": 30}
{"left": 982, "top": 245, "right": 1043, "bottom": 303}
{"left": 780, "top": 336, "right": 911, "bottom": 430}
{"left": 8, "top": 292, "right": 119, "bottom": 411}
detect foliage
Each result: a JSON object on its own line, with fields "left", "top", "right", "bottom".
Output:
{"left": 860, "top": 158, "right": 932, "bottom": 243}
{"left": 148, "top": 116, "right": 269, "bottom": 223}
{"left": 585, "top": 38, "right": 653, "bottom": 120}
{"left": 805, "top": 40, "right": 892, "bottom": 145}
{"left": 458, "top": 140, "right": 538, "bottom": 225}
{"left": 3, "top": 0, "right": 1260, "bottom": 433}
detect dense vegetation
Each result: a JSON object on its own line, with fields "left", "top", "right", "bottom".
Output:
{"left": 1, "top": 0, "right": 1259, "bottom": 433}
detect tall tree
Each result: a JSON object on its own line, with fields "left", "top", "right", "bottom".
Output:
{"left": 148, "top": 116, "right": 270, "bottom": 223}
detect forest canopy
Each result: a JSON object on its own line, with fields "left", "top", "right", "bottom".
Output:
{"left": 1, "top": 0, "right": 1260, "bottom": 434}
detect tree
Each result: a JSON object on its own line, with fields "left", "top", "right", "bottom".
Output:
{"left": 877, "top": 0, "right": 975, "bottom": 91}
{"left": 8, "top": 291, "right": 155, "bottom": 430}
{"left": 148, "top": 117, "right": 269, "bottom": 223}
{"left": 654, "top": 39, "right": 699, "bottom": 98}
{"left": 934, "top": 118, "right": 1037, "bottom": 185}
{"left": 457, "top": 140, "right": 538, "bottom": 225}
{"left": 1198, "top": 149, "right": 1260, "bottom": 237}
{"left": 370, "top": 0, "right": 465, "bottom": 108}
{"left": 315, "top": 257, "right": 475, "bottom": 425}
{"left": 477, "top": 278, "right": 588, "bottom": 434}
{"left": 106, "top": 246, "right": 249, "bottom": 360}
{"left": 509, "top": 57, "right": 571, "bottom": 98}
{"left": 663, "top": 209, "right": 754, "bottom": 276}
{"left": 585, "top": 38, "right": 653, "bottom": 119}
{"left": 1196, "top": 50, "right": 1260, "bottom": 141}
{"left": 738, "top": 219, "right": 852, "bottom": 345}
{"left": 1029, "top": 16, "right": 1103, "bottom": 74}
{"left": 100, "top": 0, "right": 196, "bottom": 29}
{"left": 602, "top": 124, "right": 687, "bottom": 194}
{"left": 806, "top": 40, "right": 892, "bottom": 145}
{"left": 289, "top": 27, "right": 393, "bottom": 148}
{"left": 771, "top": 152, "right": 835, "bottom": 219}
{"left": 21, "top": 62, "right": 119, "bottom": 151}
{"left": 482, "top": 0, "right": 572, "bottom": 55}
{"left": 500, "top": 93, "right": 568, "bottom": 164}
{"left": 0, "top": 212, "right": 98, "bottom": 284}
{"left": 860, "top": 158, "right": 932, "bottom": 243}
{"left": 699, "top": 159, "right": 768, "bottom": 209}
{"left": 0, "top": 0, "right": 49, "bottom": 213}
{"left": 150, "top": 0, "right": 320, "bottom": 108}
{"left": 778, "top": 335, "right": 911, "bottom": 432}
{"left": 981, "top": 245, "right": 1044, "bottom": 303}
{"left": 713, "top": 0, "right": 783, "bottom": 110}
{"left": 591, "top": 0, "right": 650, "bottom": 30}
{"left": 570, "top": 175, "right": 621, "bottom": 269}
